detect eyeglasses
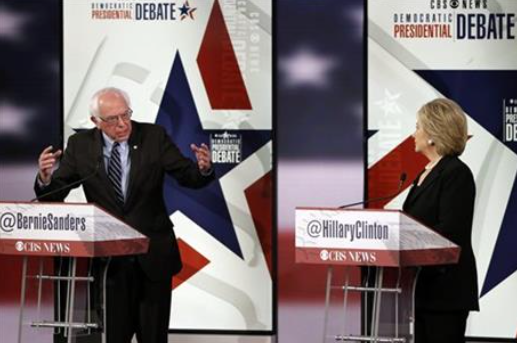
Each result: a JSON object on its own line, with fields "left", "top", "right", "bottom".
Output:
{"left": 98, "top": 109, "right": 133, "bottom": 125}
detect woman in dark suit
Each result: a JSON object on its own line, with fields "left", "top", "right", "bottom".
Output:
{"left": 403, "top": 98, "right": 479, "bottom": 343}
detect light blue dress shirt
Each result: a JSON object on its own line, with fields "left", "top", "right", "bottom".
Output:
{"left": 102, "top": 133, "right": 131, "bottom": 201}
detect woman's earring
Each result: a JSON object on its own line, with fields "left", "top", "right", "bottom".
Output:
{"left": 427, "top": 139, "right": 434, "bottom": 146}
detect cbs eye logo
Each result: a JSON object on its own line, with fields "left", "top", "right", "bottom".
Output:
{"left": 320, "top": 250, "right": 329, "bottom": 261}
{"left": 15, "top": 241, "right": 24, "bottom": 252}
{"left": 450, "top": 0, "right": 459, "bottom": 8}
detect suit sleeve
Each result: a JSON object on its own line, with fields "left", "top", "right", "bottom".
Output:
{"left": 33, "top": 135, "right": 82, "bottom": 201}
{"left": 435, "top": 164, "right": 476, "bottom": 246}
{"left": 158, "top": 127, "right": 214, "bottom": 188}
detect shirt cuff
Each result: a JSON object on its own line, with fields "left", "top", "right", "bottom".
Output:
{"left": 200, "top": 166, "right": 214, "bottom": 176}
{"left": 37, "top": 175, "right": 51, "bottom": 188}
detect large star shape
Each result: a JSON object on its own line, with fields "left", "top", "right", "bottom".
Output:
{"left": 0, "top": 7, "right": 30, "bottom": 41}
{"left": 155, "top": 52, "right": 270, "bottom": 259}
{"left": 481, "top": 181, "right": 517, "bottom": 296}
{"left": 415, "top": 70, "right": 517, "bottom": 153}
{"left": 0, "top": 102, "right": 34, "bottom": 137}
{"left": 414, "top": 70, "right": 517, "bottom": 296}
{"left": 279, "top": 47, "right": 338, "bottom": 88}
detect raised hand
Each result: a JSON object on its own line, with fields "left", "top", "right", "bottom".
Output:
{"left": 190, "top": 143, "right": 212, "bottom": 173}
{"left": 38, "top": 146, "right": 62, "bottom": 185}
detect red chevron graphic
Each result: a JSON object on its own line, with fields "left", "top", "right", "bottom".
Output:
{"left": 173, "top": 239, "right": 210, "bottom": 289}
{"left": 197, "top": 0, "right": 252, "bottom": 110}
{"left": 368, "top": 135, "right": 474, "bottom": 209}
{"left": 245, "top": 171, "right": 272, "bottom": 276}
{"left": 368, "top": 136, "right": 428, "bottom": 209}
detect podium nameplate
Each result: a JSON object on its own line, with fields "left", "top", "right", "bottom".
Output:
{"left": 295, "top": 207, "right": 459, "bottom": 267}
{"left": 0, "top": 202, "right": 149, "bottom": 257}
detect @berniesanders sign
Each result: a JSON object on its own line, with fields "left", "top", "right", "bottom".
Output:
{"left": 0, "top": 203, "right": 148, "bottom": 257}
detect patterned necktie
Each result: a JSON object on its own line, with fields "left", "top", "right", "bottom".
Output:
{"left": 108, "top": 142, "right": 124, "bottom": 204}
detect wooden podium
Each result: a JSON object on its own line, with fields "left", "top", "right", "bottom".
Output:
{"left": 295, "top": 207, "right": 460, "bottom": 343}
{"left": 0, "top": 201, "right": 149, "bottom": 343}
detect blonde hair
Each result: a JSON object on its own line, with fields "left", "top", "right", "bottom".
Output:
{"left": 418, "top": 98, "right": 468, "bottom": 156}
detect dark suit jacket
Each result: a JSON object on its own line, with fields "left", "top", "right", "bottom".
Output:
{"left": 35, "top": 121, "right": 214, "bottom": 281}
{"left": 403, "top": 155, "right": 479, "bottom": 311}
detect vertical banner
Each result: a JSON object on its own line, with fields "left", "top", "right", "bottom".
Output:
{"left": 62, "top": 0, "right": 273, "bottom": 332}
{"left": 367, "top": 0, "right": 516, "bottom": 339}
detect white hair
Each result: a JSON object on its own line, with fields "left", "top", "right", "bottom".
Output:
{"left": 89, "top": 87, "right": 131, "bottom": 117}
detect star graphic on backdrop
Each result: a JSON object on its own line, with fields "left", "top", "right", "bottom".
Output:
{"left": 155, "top": 52, "right": 270, "bottom": 258}
{"left": 0, "top": 102, "right": 34, "bottom": 136}
{"left": 375, "top": 89, "right": 402, "bottom": 117}
{"left": 179, "top": 1, "right": 196, "bottom": 20}
{"left": 481, "top": 188, "right": 517, "bottom": 297}
{"left": 0, "top": 7, "right": 30, "bottom": 41}
{"left": 411, "top": 70, "right": 517, "bottom": 296}
{"left": 279, "top": 47, "right": 338, "bottom": 88}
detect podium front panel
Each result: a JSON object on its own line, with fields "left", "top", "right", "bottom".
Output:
{"left": 0, "top": 202, "right": 149, "bottom": 257}
{"left": 295, "top": 208, "right": 401, "bottom": 267}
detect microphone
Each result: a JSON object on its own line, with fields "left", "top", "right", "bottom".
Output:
{"left": 338, "top": 172, "right": 407, "bottom": 209}
{"left": 31, "top": 157, "right": 103, "bottom": 202}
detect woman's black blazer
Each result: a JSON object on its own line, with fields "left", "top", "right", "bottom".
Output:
{"left": 403, "top": 155, "right": 479, "bottom": 311}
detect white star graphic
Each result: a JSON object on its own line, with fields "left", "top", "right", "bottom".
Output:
{"left": 375, "top": 89, "right": 402, "bottom": 117}
{"left": 0, "top": 7, "right": 30, "bottom": 41}
{"left": 279, "top": 48, "right": 338, "bottom": 88}
{"left": 0, "top": 102, "right": 34, "bottom": 137}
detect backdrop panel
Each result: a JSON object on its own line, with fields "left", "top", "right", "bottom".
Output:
{"left": 367, "top": 0, "right": 517, "bottom": 339}
{"left": 62, "top": 0, "right": 273, "bottom": 332}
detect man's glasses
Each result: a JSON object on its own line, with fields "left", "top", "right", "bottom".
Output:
{"left": 98, "top": 109, "right": 133, "bottom": 125}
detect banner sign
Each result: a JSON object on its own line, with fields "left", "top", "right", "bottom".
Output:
{"left": 295, "top": 208, "right": 458, "bottom": 266}
{"left": 62, "top": 0, "right": 273, "bottom": 332}
{"left": 368, "top": 0, "right": 517, "bottom": 338}
{"left": 0, "top": 202, "right": 148, "bottom": 257}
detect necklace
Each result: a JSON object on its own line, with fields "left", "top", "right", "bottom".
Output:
{"left": 425, "top": 156, "right": 442, "bottom": 171}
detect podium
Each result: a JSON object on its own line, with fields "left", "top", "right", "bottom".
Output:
{"left": 0, "top": 201, "right": 149, "bottom": 343}
{"left": 295, "top": 208, "right": 460, "bottom": 343}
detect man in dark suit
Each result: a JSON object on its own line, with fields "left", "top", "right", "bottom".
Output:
{"left": 35, "top": 87, "right": 214, "bottom": 343}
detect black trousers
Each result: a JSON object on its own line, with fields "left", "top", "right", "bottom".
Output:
{"left": 415, "top": 310, "right": 469, "bottom": 343}
{"left": 53, "top": 257, "right": 171, "bottom": 343}
{"left": 104, "top": 257, "right": 172, "bottom": 343}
